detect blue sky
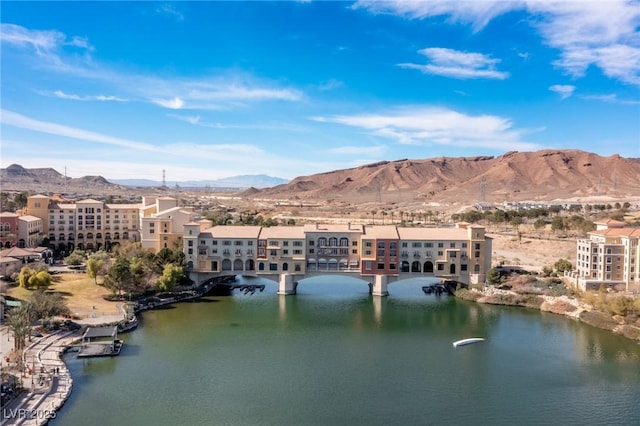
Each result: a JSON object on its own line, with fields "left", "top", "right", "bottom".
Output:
{"left": 1, "top": 1, "right": 639, "bottom": 181}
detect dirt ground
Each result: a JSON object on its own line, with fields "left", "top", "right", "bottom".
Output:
{"left": 490, "top": 233, "right": 576, "bottom": 272}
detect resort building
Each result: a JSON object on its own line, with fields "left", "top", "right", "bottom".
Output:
{"left": 0, "top": 212, "right": 43, "bottom": 248}
{"left": 573, "top": 219, "right": 640, "bottom": 291}
{"left": 140, "top": 196, "right": 196, "bottom": 251}
{"left": 184, "top": 222, "right": 492, "bottom": 288}
{"left": 13, "top": 194, "right": 189, "bottom": 253}
{"left": 17, "top": 215, "right": 43, "bottom": 248}
{"left": 0, "top": 212, "right": 19, "bottom": 248}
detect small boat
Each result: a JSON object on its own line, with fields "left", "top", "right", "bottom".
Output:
{"left": 453, "top": 338, "right": 485, "bottom": 347}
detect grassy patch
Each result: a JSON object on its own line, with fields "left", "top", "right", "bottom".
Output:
{"left": 7, "top": 272, "right": 119, "bottom": 318}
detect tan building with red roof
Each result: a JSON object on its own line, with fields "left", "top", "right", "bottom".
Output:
{"left": 574, "top": 220, "right": 640, "bottom": 291}
{"left": 184, "top": 222, "right": 492, "bottom": 294}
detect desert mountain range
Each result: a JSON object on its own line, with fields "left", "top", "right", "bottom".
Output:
{"left": 2, "top": 150, "right": 639, "bottom": 204}
{"left": 248, "top": 149, "right": 640, "bottom": 204}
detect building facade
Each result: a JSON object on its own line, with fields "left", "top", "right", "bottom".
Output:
{"left": 184, "top": 222, "right": 492, "bottom": 287}
{"left": 0, "top": 212, "right": 19, "bottom": 248}
{"left": 574, "top": 219, "right": 640, "bottom": 291}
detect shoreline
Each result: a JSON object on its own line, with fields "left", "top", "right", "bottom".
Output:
{"left": 456, "top": 286, "right": 640, "bottom": 344}
{"left": 1, "top": 278, "right": 227, "bottom": 425}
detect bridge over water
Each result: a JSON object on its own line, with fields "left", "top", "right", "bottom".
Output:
{"left": 191, "top": 270, "right": 465, "bottom": 297}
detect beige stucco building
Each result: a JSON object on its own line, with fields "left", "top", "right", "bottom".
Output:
{"left": 184, "top": 222, "right": 492, "bottom": 288}
{"left": 573, "top": 219, "right": 640, "bottom": 291}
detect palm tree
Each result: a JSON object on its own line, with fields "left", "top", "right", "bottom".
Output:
{"left": 381, "top": 211, "right": 387, "bottom": 225}
{"left": 370, "top": 210, "right": 377, "bottom": 225}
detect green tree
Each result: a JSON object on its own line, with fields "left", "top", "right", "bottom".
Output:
{"left": 86, "top": 254, "right": 107, "bottom": 284}
{"left": 18, "top": 266, "right": 36, "bottom": 289}
{"left": 551, "top": 217, "right": 565, "bottom": 232}
{"left": 156, "top": 263, "right": 183, "bottom": 292}
{"left": 533, "top": 218, "right": 546, "bottom": 230}
{"left": 28, "top": 270, "right": 52, "bottom": 289}
{"left": 13, "top": 191, "right": 30, "bottom": 209}
{"left": 5, "top": 305, "right": 31, "bottom": 350}
{"left": 486, "top": 268, "right": 502, "bottom": 285}
{"left": 28, "top": 290, "right": 70, "bottom": 325}
{"left": 103, "top": 257, "right": 132, "bottom": 297}
{"left": 554, "top": 258, "right": 572, "bottom": 273}
{"left": 64, "top": 249, "right": 85, "bottom": 266}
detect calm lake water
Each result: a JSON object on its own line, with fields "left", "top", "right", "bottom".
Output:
{"left": 53, "top": 277, "right": 640, "bottom": 425}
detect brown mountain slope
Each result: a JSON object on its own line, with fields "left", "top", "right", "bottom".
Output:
{"left": 250, "top": 150, "right": 640, "bottom": 204}
{"left": 0, "top": 164, "right": 125, "bottom": 194}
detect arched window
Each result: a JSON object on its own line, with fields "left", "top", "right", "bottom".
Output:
{"left": 222, "top": 259, "right": 232, "bottom": 271}
{"left": 329, "top": 237, "right": 338, "bottom": 247}
{"left": 318, "top": 237, "right": 327, "bottom": 247}
{"left": 86, "top": 232, "right": 94, "bottom": 239}
{"left": 411, "top": 261, "right": 421, "bottom": 273}
{"left": 401, "top": 261, "right": 410, "bottom": 273}
{"left": 340, "top": 238, "right": 349, "bottom": 247}
{"left": 259, "top": 262, "right": 265, "bottom": 271}
{"left": 424, "top": 261, "right": 434, "bottom": 273}
{"left": 77, "top": 233, "right": 84, "bottom": 239}
{"left": 233, "top": 259, "right": 243, "bottom": 271}
{"left": 283, "top": 262, "right": 289, "bottom": 271}
{"left": 96, "top": 233, "right": 102, "bottom": 239}
{"left": 474, "top": 264, "right": 480, "bottom": 273}
{"left": 450, "top": 264, "right": 456, "bottom": 274}
{"left": 245, "top": 259, "right": 255, "bottom": 271}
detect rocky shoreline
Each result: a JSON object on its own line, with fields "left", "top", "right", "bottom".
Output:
{"left": 456, "top": 286, "right": 640, "bottom": 343}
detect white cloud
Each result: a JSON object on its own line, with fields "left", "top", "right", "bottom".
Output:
{"left": 51, "top": 90, "right": 127, "bottom": 102}
{"left": 353, "top": 0, "right": 523, "bottom": 32}
{"left": 157, "top": 3, "right": 185, "bottom": 21}
{"left": 315, "top": 106, "right": 541, "bottom": 151}
{"left": 152, "top": 97, "right": 185, "bottom": 110}
{"left": 399, "top": 47, "right": 509, "bottom": 79}
{"left": 3, "top": 23, "right": 304, "bottom": 110}
{"left": 318, "top": 78, "right": 344, "bottom": 91}
{"left": 579, "top": 93, "right": 640, "bottom": 105}
{"left": 549, "top": 84, "right": 576, "bottom": 99}
{"left": 529, "top": 1, "right": 640, "bottom": 85}
{"left": 0, "top": 109, "right": 157, "bottom": 151}
{"left": 356, "top": 0, "right": 640, "bottom": 86}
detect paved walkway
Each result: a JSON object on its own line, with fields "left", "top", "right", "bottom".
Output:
{"left": 1, "top": 331, "right": 79, "bottom": 426}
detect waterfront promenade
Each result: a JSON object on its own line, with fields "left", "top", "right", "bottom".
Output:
{"left": 1, "top": 330, "right": 77, "bottom": 426}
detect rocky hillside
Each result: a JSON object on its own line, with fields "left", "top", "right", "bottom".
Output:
{"left": 0, "top": 164, "right": 125, "bottom": 194}
{"left": 249, "top": 150, "right": 640, "bottom": 204}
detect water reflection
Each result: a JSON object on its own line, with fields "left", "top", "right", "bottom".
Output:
{"left": 54, "top": 277, "right": 640, "bottom": 426}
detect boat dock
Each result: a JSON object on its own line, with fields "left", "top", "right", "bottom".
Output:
{"left": 77, "top": 326, "right": 123, "bottom": 358}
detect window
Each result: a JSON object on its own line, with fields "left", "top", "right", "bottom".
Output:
{"left": 438, "top": 243, "right": 444, "bottom": 248}
{"left": 402, "top": 242, "right": 408, "bottom": 248}
{"left": 450, "top": 243, "right": 456, "bottom": 248}
{"left": 365, "top": 241, "right": 372, "bottom": 247}
{"left": 352, "top": 249, "right": 358, "bottom": 254}
{"left": 377, "top": 263, "right": 385, "bottom": 270}
{"left": 188, "top": 240, "right": 193, "bottom": 246}
{"left": 352, "top": 240, "right": 358, "bottom": 246}
{"left": 461, "top": 264, "right": 468, "bottom": 271}
{"left": 377, "top": 249, "right": 385, "bottom": 257}
{"left": 378, "top": 241, "right": 385, "bottom": 249}
{"left": 413, "top": 242, "right": 421, "bottom": 248}
{"left": 269, "top": 263, "right": 278, "bottom": 271}
{"left": 437, "top": 263, "right": 444, "bottom": 271}
{"left": 223, "top": 240, "right": 231, "bottom": 246}
{"left": 425, "top": 243, "right": 433, "bottom": 248}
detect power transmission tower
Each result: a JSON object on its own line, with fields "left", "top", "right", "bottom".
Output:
{"left": 162, "top": 169, "right": 166, "bottom": 187}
